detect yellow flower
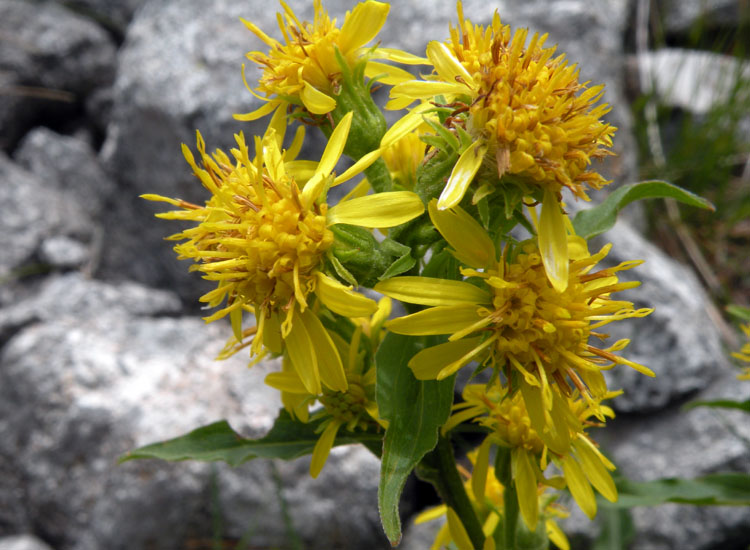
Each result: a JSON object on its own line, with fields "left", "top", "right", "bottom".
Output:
{"left": 381, "top": 127, "right": 427, "bottom": 191}
{"left": 414, "top": 445, "right": 571, "bottom": 550}
{"left": 389, "top": 1, "right": 616, "bottom": 210}
{"left": 237, "top": 0, "right": 423, "bottom": 121}
{"left": 264, "top": 297, "right": 392, "bottom": 477}
{"left": 733, "top": 324, "right": 750, "bottom": 380}
{"left": 143, "top": 113, "right": 424, "bottom": 395}
{"left": 444, "top": 383, "right": 617, "bottom": 527}
{"left": 374, "top": 201, "right": 653, "bottom": 435}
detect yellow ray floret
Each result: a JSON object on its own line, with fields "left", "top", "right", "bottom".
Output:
{"left": 389, "top": 1, "right": 616, "bottom": 209}
{"left": 375, "top": 202, "right": 652, "bottom": 436}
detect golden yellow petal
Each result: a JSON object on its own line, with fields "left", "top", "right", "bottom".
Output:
{"left": 364, "top": 61, "right": 416, "bottom": 85}
{"left": 547, "top": 519, "right": 570, "bottom": 550}
{"left": 375, "top": 276, "right": 490, "bottom": 307}
{"left": 380, "top": 105, "right": 432, "bottom": 148}
{"left": 338, "top": 1, "right": 389, "bottom": 53}
{"left": 371, "top": 47, "right": 429, "bottom": 65}
{"left": 327, "top": 191, "right": 424, "bottom": 228}
{"left": 300, "top": 81, "right": 337, "bottom": 115}
{"left": 573, "top": 438, "right": 617, "bottom": 502}
{"left": 471, "top": 437, "right": 492, "bottom": 503}
{"left": 514, "top": 448, "right": 540, "bottom": 530}
{"left": 408, "top": 337, "right": 484, "bottom": 380}
{"left": 426, "top": 41, "right": 474, "bottom": 87}
{"left": 285, "top": 318, "right": 322, "bottom": 395}
{"left": 300, "top": 308, "right": 347, "bottom": 392}
{"left": 538, "top": 189, "right": 569, "bottom": 293}
{"left": 233, "top": 99, "right": 280, "bottom": 121}
{"left": 390, "top": 80, "right": 467, "bottom": 101}
{"left": 332, "top": 149, "right": 381, "bottom": 186}
{"left": 428, "top": 200, "right": 495, "bottom": 269}
{"left": 438, "top": 141, "right": 488, "bottom": 210}
{"left": 310, "top": 419, "right": 342, "bottom": 478}
{"left": 562, "top": 454, "right": 597, "bottom": 519}
{"left": 264, "top": 371, "right": 308, "bottom": 394}
{"left": 414, "top": 504, "right": 448, "bottom": 525}
{"left": 316, "top": 272, "right": 378, "bottom": 317}
{"left": 446, "top": 507, "right": 474, "bottom": 550}
{"left": 386, "top": 305, "right": 484, "bottom": 336}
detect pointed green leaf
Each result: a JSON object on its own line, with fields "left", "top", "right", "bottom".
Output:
{"left": 376, "top": 333, "right": 455, "bottom": 545}
{"left": 682, "top": 398, "right": 750, "bottom": 413}
{"left": 727, "top": 304, "right": 750, "bottom": 322}
{"left": 573, "top": 180, "right": 715, "bottom": 239}
{"left": 119, "top": 409, "right": 383, "bottom": 467}
{"left": 604, "top": 473, "right": 750, "bottom": 508}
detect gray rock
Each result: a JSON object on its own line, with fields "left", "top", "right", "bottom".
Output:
{"left": 656, "top": 0, "right": 743, "bottom": 33}
{"left": 15, "top": 128, "right": 116, "bottom": 220}
{"left": 52, "top": 0, "right": 147, "bottom": 36}
{"left": 635, "top": 48, "right": 750, "bottom": 116}
{"left": 0, "top": 276, "right": 386, "bottom": 550}
{"left": 0, "top": 153, "right": 94, "bottom": 306}
{"left": 601, "top": 371, "right": 750, "bottom": 550}
{"left": 0, "top": 535, "right": 55, "bottom": 550}
{"left": 597, "top": 220, "right": 724, "bottom": 412}
{"left": 0, "top": 0, "right": 116, "bottom": 150}
{"left": 38, "top": 236, "right": 90, "bottom": 269}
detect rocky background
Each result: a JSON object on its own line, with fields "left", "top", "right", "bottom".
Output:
{"left": 1, "top": 1, "right": 749, "bottom": 549}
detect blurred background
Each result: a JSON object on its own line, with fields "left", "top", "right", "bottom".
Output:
{"left": 0, "top": 0, "right": 749, "bottom": 549}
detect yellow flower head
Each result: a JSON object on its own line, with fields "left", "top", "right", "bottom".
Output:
{"left": 444, "top": 382, "right": 618, "bottom": 528}
{"left": 375, "top": 202, "right": 653, "bottom": 433}
{"left": 381, "top": 128, "right": 427, "bottom": 191}
{"left": 733, "top": 324, "right": 750, "bottom": 380}
{"left": 264, "top": 297, "right": 392, "bottom": 477}
{"left": 415, "top": 444, "right": 571, "bottom": 550}
{"left": 238, "top": 0, "right": 421, "bottom": 121}
{"left": 144, "top": 113, "right": 424, "bottom": 395}
{"left": 389, "top": 1, "right": 616, "bottom": 210}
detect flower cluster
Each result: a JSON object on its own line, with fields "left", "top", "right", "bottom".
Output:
{"left": 145, "top": 1, "right": 656, "bottom": 547}
{"left": 733, "top": 324, "right": 750, "bottom": 380}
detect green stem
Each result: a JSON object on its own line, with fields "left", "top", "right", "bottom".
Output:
{"left": 495, "top": 447, "right": 519, "bottom": 550}
{"left": 364, "top": 157, "right": 393, "bottom": 193}
{"left": 417, "top": 436, "right": 485, "bottom": 549}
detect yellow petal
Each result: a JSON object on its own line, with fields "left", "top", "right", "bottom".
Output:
{"left": 234, "top": 99, "right": 280, "bottom": 121}
{"left": 299, "top": 308, "right": 347, "bottom": 392}
{"left": 438, "top": 141, "right": 488, "bottom": 210}
{"left": 562, "top": 454, "right": 597, "bottom": 519}
{"left": 332, "top": 149, "right": 381, "bottom": 186}
{"left": 264, "top": 371, "right": 308, "bottom": 394}
{"left": 300, "top": 81, "right": 337, "bottom": 115}
{"left": 327, "top": 191, "right": 424, "bottom": 228}
{"left": 547, "top": 519, "right": 570, "bottom": 550}
{"left": 514, "top": 448, "right": 539, "bottom": 531}
{"left": 573, "top": 438, "right": 617, "bottom": 502}
{"left": 428, "top": 200, "right": 495, "bottom": 269}
{"left": 386, "top": 305, "right": 483, "bottom": 336}
{"left": 414, "top": 504, "right": 448, "bottom": 524}
{"left": 407, "top": 337, "right": 483, "bottom": 380}
{"left": 380, "top": 104, "right": 432, "bottom": 148}
{"left": 539, "top": 189, "right": 569, "bottom": 292}
{"left": 316, "top": 272, "right": 378, "bottom": 317}
{"left": 371, "top": 47, "right": 429, "bottom": 65}
{"left": 364, "top": 61, "right": 416, "bottom": 85}
{"left": 471, "top": 437, "right": 492, "bottom": 504}
{"left": 426, "top": 41, "right": 474, "bottom": 86}
{"left": 374, "top": 276, "right": 490, "bottom": 307}
{"left": 310, "top": 419, "right": 342, "bottom": 478}
{"left": 446, "top": 507, "right": 474, "bottom": 550}
{"left": 390, "top": 80, "right": 467, "bottom": 102}
{"left": 319, "top": 111, "right": 353, "bottom": 176}
{"left": 339, "top": 1, "right": 389, "bottom": 53}
{"left": 285, "top": 317, "right": 322, "bottom": 395}
{"left": 263, "top": 103, "right": 288, "bottom": 149}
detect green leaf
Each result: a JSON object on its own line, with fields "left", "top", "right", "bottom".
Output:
{"left": 604, "top": 473, "right": 750, "bottom": 508}
{"left": 376, "top": 333, "right": 455, "bottom": 545}
{"left": 727, "top": 304, "right": 750, "bottom": 322}
{"left": 572, "top": 180, "right": 715, "bottom": 239}
{"left": 119, "top": 409, "right": 383, "bottom": 467}
{"left": 683, "top": 398, "right": 750, "bottom": 413}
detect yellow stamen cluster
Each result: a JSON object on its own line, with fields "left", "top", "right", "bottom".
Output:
{"left": 448, "top": 5, "right": 616, "bottom": 199}
{"left": 476, "top": 241, "right": 649, "bottom": 399}
{"left": 470, "top": 386, "right": 544, "bottom": 454}
{"left": 148, "top": 132, "right": 332, "bottom": 333}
